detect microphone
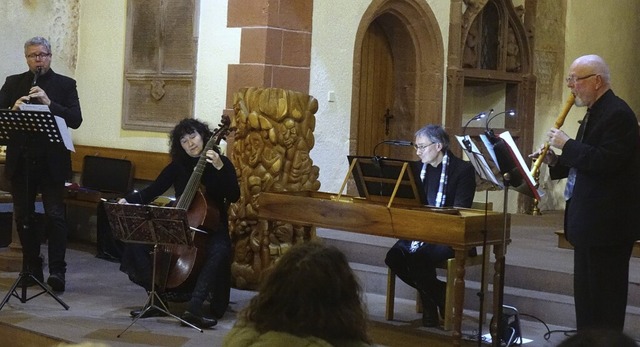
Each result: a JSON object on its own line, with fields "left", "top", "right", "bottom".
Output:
{"left": 461, "top": 111, "right": 488, "bottom": 151}
{"left": 383, "top": 140, "right": 413, "bottom": 147}
{"left": 373, "top": 139, "right": 413, "bottom": 157}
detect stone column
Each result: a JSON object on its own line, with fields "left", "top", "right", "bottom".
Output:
{"left": 226, "top": 0, "right": 313, "bottom": 109}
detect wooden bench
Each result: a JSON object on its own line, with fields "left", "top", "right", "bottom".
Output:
{"left": 70, "top": 145, "right": 171, "bottom": 182}
{"left": 555, "top": 230, "right": 640, "bottom": 257}
{"left": 66, "top": 145, "right": 171, "bottom": 203}
{"left": 64, "top": 146, "right": 172, "bottom": 242}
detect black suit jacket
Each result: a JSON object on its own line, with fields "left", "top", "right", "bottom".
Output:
{"left": 550, "top": 89, "right": 640, "bottom": 247}
{"left": 411, "top": 151, "right": 476, "bottom": 208}
{"left": 0, "top": 68, "right": 82, "bottom": 182}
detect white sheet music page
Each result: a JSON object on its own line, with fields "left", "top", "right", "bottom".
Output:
{"left": 498, "top": 131, "right": 542, "bottom": 199}
{"left": 19, "top": 104, "right": 75, "bottom": 152}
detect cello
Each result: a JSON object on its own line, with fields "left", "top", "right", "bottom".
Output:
{"left": 159, "top": 115, "right": 232, "bottom": 294}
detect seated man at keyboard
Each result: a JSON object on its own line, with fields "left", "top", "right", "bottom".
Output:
{"left": 384, "top": 124, "right": 476, "bottom": 327}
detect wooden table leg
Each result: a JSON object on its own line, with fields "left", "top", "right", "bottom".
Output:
{"left": 451, "top": 248, "right": 467, "bottom": 347}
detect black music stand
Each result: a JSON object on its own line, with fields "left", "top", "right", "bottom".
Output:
{"left": 480, "top": 131, "right": 535, "bottom": 347}
{"left": 458, "top": 135, "right": 504, "bottom": 346}
{"left": 102, "top": 202, "right": 204, "bottom": 335}
{"left": 0, "top": 109, "right": 69, "bottom": 311}
{"left": 345, "top": 155, "right": 425, "bottom": 207}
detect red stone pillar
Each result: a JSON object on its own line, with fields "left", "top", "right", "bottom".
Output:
{"left": 226, "top": 0, "right": 313, "bottom": 109}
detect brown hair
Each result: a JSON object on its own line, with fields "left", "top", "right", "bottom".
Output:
{"left": 239, "top": 241, "right": 370, "bottom": 344}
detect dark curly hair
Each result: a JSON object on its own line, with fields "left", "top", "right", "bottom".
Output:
{"left": 238, "top": 241, "right": 370, "bottom": 344}
{"left": 168, "top": 118, "right": 214, "bottom": 163}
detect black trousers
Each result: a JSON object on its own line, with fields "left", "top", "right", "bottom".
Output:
{"left": 385, "top": 240, "right": 453, "bottom": 301}
{"left": 119, "top": 222, "right": 232, "bottom": 318}
{"left": 11, "top": 157, "right": 68, "bottom": 275}
{"left": 573, "top": 242, "right": 633, "bottom": 331}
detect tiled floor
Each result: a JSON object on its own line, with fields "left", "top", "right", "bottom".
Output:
{"left": 0, "top": 210, "right": 637, "bottom": 346}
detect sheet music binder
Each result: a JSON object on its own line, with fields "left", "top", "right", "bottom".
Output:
{"left": 345, "top": 155, "right": 425, "bottom": 207}
{"left": 456, "top": 135, "right": 504, "bottom": 190}
{"left": 479, "top": 132, "right": 542, "bottom": 200}
{"left": 102, "top": 203, "right": 193, "bottom": 247}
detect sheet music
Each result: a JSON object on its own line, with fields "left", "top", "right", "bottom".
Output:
{"left": 498, "top": 131, "right": 538, "bottom": 192}
{"left": 479, "top": 134, "right": 500, "bottom": 171}
{"left": 477, "top": 131, "right": 544, "bottom": 199}
{"left": 455, "top": 135, "right": 503, "bottom": 188}
{"left": 19, "top": 104, "right": 75, "bottom": 152}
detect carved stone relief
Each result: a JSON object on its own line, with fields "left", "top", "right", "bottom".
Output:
{"left": 228, "top": 87, "right": 320, "bottom": 289}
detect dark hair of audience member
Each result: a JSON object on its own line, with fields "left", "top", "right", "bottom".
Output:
{"left": 238, "top": 241, "right": 370, "bottom": 345}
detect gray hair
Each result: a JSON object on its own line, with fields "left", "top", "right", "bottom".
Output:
{"left": 24, "top": 36, "right": 51, "bottom": 55}
{"left": 415, "top": 124, "right": 450, "bottom": 152}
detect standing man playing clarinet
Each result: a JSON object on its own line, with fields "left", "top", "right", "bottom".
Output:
{"left": 0, "top": 36, "right": 83, "bottom": 292}
{"left": 531, "top": 54, "right": 639, "bottom": 332}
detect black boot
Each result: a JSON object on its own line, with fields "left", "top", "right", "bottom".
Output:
{"left": 180, "top": 310, "right": 217, "bottom": 329}
{"left": 419, "top": 290, "right": 441, "bottom": 327}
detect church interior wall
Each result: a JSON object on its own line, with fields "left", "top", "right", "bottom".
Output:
{"left": 0, "top": 0, "right": 638, "bottom": 211}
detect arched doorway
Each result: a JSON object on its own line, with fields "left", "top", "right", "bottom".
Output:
{"left": 350, "top": 0, "right": 444, "bottom": 161}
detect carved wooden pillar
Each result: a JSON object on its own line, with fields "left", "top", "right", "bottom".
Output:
{"left": 228, "top": 87, "right": 320, "bottom": 289}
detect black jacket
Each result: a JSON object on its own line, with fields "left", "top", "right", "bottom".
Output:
{"left": 550, "top": 89, "right": 640, "bottom": 247}
{"left": 411, "top": 151, "right": 476, "bottom": 208}
{"left": 0, "top": 68, "right": 82, "bottom": 182}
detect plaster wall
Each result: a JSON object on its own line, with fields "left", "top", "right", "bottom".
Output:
{"left": 310, "top": 0, "right": 451, "bottom": 193}
{"left": 0, "top": 0, "right": 241, "bottom": 153}
{"left": 1, "top": 0, "right": 638, "bottom": 211}
{"left": 534, "top": 0, "right": 640, "bottom": 210}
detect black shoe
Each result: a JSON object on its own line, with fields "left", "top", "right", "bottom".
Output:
{"left": 419, "top": 291, "right": 441, "bottom": 327}
{"left": 47, "top": 273, "right": 65, "bottom": 292}
{"left": 130, "top": 305, "right": 168, "bottom": 318}
{"left": 421, "top": 301, "right": 441, "bottom": 327}
{"left": 209, "top": 300, "right": 228, "bottom": 319}
{"left": 180, "top": 311, "right": 217, "bottom": 329}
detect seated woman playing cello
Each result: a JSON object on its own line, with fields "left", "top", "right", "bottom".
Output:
{"left": 118, "top": 117, "right": 240, "bottom": 329}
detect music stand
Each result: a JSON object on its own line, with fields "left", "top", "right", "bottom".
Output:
{"left": 480, "top": 130, "right": 537, "bottom": 347}
{"left": 102, "top": 202, "right": 204, "bottom": 335}
{"left": 0, "top": 109, "right": 69, "bottom": 311}
{"left": 345, "top": 155, "right": 425, "bottom": 207}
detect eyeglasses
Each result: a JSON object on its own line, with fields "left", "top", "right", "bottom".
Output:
{"left": 413, "top": 142, "right": 436, "bottom": 151}
{"left": 565, "top": 73, "right": 596, "bottom": 84}
{"left": 26, "top": 53, "right": 51, "bottom": 60}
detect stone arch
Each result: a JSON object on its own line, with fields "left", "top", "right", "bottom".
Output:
{"left": 350, "top": 0, "right": 445, "bottom": 160}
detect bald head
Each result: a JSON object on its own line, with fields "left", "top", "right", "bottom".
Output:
{"left": 568, "top": 54, "right": 612, "bottom": 107}
{"left": 571, "top": 54, "right": 611, "bottom": 86}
